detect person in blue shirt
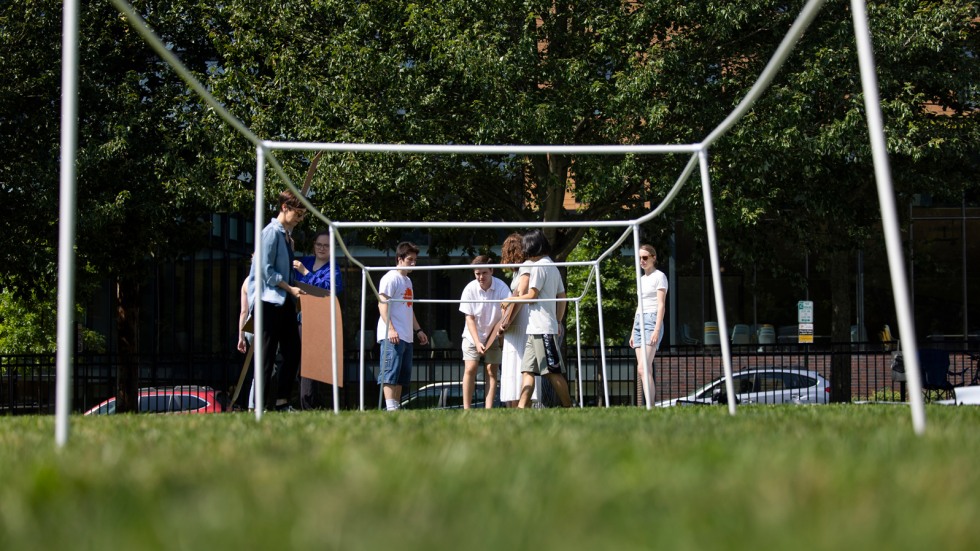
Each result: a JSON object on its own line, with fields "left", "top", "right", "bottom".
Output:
{"left": 293, "top": 229, "right": 343, "bottom": 409}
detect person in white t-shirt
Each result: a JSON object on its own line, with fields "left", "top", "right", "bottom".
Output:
{"left": 502, "top": 229, "right": 572, "bottom": 409}
{"left": 629, "top": 243, "right": 668, "bottom": 406}
{"left": 376, "top": 242, "right": 429, "bottom": 410}
{"left": 458, "top": 256, "right": 511, "bottom": 409}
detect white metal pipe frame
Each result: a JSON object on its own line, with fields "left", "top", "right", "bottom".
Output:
{"left": 54, "top": 0, "right": 925, "bottom": 445}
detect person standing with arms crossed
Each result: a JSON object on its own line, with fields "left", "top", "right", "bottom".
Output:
{"left": 629, "top": 244, "right": 668, "bottom": 406}
{"left": 459, "top": 255, "right": 510, "bottom": 409}
{"left": 502, "top": 229, "right": 572, "bottom": 409}
{"left": 376, "top": 242, "right": 428, "bottom": 411}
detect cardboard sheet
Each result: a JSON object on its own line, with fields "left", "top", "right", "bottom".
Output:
{"left": 300, "top": 294, "right": 344, "bottom": 386}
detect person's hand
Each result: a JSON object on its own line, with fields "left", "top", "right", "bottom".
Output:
{"left": 237, "top": 334, "right": 247, "bottom": 353}
{"left": 628, "top": 335, "right": 635, "bottom": 348}
{"left": 293, "top": 260, "right": 309, "bottom": 276}
{"left": 388, "top": 326, "right": 400, "bottom": 344}
{"left": 289, "top": 286, "right": 304, "bottom": 299}
{"left": 476, "top": 342, "right": 486, "bottom": 355}
{"left": 416, "top": 330, "right": 429, "bottom": 346}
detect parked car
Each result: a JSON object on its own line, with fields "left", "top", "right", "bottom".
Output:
{"left": 84, "top": 386, "right": 229, "bottom": 415}
{"left": 400, "top": 381, "right": 502, "bottom": 410}
{"left": 655, "top": 368, "right": 830, "bottom": 407}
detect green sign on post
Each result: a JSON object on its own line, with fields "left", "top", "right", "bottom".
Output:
{"left": 798, "top": 301, "right": 814, "bottom": 344}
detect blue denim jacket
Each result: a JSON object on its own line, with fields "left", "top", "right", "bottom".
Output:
{"left": 247, "top": 218, "right": 294, "bottom": 307}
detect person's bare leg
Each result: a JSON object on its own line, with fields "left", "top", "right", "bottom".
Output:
{"left": 517, "top": 372, "right": 536, "bottom": 408}
{"left": 636, "top": 345, "right": 657, "bottom": 406}
{"left": 383, "top": 383, "right": 403, "bottom": 401}
{"left": 462, "top": 359, "right": 479, "bottom": 409}
{"left": 484, "top": 364, "right": 499, "bottom": 409}
{"left": 545, "top": 372, "right": 573, "bottom": 407}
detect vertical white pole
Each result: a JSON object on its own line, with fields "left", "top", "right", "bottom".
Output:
{"left": 699, "top": 150, "right": 737, "bottom": 415}
{"left": 359, "top": 269, "right": 368, "bottom": 411}
{"left": 253, "top": 147, "right": 266, "bottom": 420}
{"left": 574, "top": 301, "right": 584, "bottom": 407}
{"left": 633, "top": 226, "right": 652, "bottom": 410}
{"left": 593, "top": 264, "right": 611, "bottom": 407}
{"left": 55, "top": 0, "right": 80, "bottom": 448}
{"left": 330, "top": 225, "right": 340, "bottom": 414}
{"left": 850, "top": 0, "right": 925, "bottom": 433}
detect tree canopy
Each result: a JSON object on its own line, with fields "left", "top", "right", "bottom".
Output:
{"left": 0, "top": 1, "right": 976, "bottom": 359}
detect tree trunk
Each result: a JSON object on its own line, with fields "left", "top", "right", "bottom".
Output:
{"left": 115, "top": 276, "right": 140, "bottom": 413}
{"left": 829, "top": 250, "right": 852, "bottom": 403}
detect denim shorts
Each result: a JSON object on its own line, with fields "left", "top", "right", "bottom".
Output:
{"left": 379, "top": 339, "right": 413, "bottom": 386}
{"left": 631, "top": 312, "right": 661, "bottom": 350}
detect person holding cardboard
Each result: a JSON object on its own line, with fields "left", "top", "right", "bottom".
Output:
{"left": 458, "top": 255, "right": 510, "bottom": 409}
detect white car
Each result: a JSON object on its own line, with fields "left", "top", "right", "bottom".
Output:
{"left": 656, "top": 368, "right": 830, "bottom": 407}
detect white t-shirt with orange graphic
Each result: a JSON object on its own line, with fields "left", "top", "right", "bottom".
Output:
{"left": 376, "top": 270, "right": 415, "bottom": 342}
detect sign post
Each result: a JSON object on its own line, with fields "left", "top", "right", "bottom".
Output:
{"left": 798, "top": 301, "right": 814, "bottom": 345}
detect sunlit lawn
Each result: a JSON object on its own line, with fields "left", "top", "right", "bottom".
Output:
{"left": 1, "top": 405, "right": 978, "bottom": 550}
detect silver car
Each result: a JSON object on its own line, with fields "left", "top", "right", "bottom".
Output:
{"left": 400, "top": 382, "right": 501, "bottom": 409}
{"left": 656, "top": 368, "right": 830, "bottom": 407}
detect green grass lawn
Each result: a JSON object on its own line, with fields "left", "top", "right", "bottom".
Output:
{"left": 1, "top": 405, "right": 978, "bottom": 550}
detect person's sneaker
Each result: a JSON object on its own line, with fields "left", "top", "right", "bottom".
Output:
{"left": 275, "top": 404, "right": 297, "bottom": 412}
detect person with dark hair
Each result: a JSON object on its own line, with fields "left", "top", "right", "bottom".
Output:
{"left": 246, "top": 189, "right": 307, "bottom": 411}
{"left": 630, "top": 244, "right": 668, "bottom": 406}
{"left": 376, "top": 242, "right": 429, "bottom": 410}
{"left": 292, "top": 229, "right": 344, "bottom": 410}
{"left": 458, "top": 255, "right": 510, "bottom": 409}
{"left": 502, "top": 229, "right": 572, "bottom": 408}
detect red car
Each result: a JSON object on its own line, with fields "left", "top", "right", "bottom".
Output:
{"left": 84, "top": 386, "right": 229, "bottom": 415}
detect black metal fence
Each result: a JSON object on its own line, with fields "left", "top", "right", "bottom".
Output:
{"left": 3, "top": 342, "right": 978, "bottom": 414}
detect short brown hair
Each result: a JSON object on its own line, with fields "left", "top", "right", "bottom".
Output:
{"left": 395, "top": 241, "right": 420, "bottom": 261}
{"left": 278, "top": 190, "right": 304, "bottom": 211}
{"left": 471, "top": 255, "right": 492, "bottom": 266}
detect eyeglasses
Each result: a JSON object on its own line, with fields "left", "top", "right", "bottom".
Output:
{"left": 289, "top": 207, "right": 307, "bottom": 218}
{"left": 314, "top": 243, "right": 330, "bottom": 249}
{"left": 639, "top": 255, "right": 651, "bottom": 260}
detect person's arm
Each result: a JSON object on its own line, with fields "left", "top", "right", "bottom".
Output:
{"left": 293, "top": 259, "right": 310, "bottom": 278}
{"left": 261, "top": 232, "right": 302, "bottom": 299}
{"left": 413, "top": 313, "right": 429, "bottom": 346}
{"left": 378, "top": 294, "right": 399, "bottom": 343}
{"left": 237, "top": 282, "right": 249, "bottom": 353}
{"left": 278, "top": 279, "right": 303, "bottom": 299}
{"left": 502, "top": 283, "right": 538, "bottom": 308}
{"left": 465, "top": 314, "right": 484, "bottom": 354}
{"left": 651, "top": 288, "right": 667, "bottom": 345}
{"left": 498, "top": 273, "right": 529, "bottom": 332}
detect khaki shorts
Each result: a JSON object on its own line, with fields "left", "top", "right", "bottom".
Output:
{"left": 521, "top": 334, "right": 564, "bottom": 375}
{"left": 462, "top": 336, "right": 502, "bottom": 364}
